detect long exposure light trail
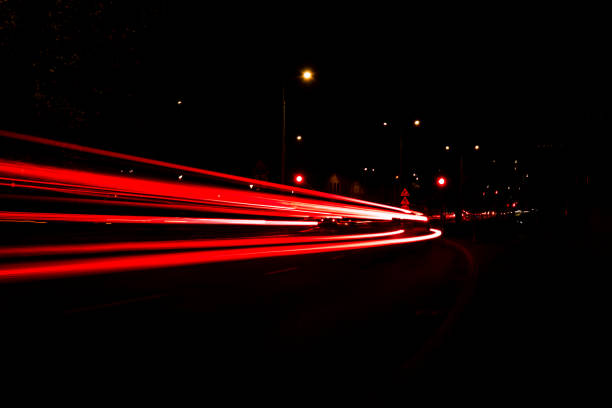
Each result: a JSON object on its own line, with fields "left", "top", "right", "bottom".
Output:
{"left": 1, "top": 130, "right": 442, "bottom": 283}
{"left": 0, "top": 211, "right": 320, "bottom": 226}
{"left": 0, "top": 229, "right": 442, "bottom": 281}
{"left": 0, "top": 229, "right": 407, "bottom": 258}
{"left": 0, "top": 160, "right": 428, "bottom": 221}
{"left": 0, "top": 129, "right": 424, "bottom": 216}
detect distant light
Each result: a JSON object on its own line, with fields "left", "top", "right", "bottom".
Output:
{"left": 412, "top": 173, "right": 416, "bottom": 177}
{"left": 177, "top": 100, "right": 183, "bottom": 105}
{"left": 295, "top": 174, "right": 304, "bottom": 184}
{"left": 474, "top": 145, "right": 480, "bottom": 151}
{"left": 364, "top": 168, "right": 368, "bottom": 171}
{"left": 371, "top": 168, "right": 375, "bottom": 172}
{"left": 302, "top": 70, "right": 313, "bottom": 81}
{"left": 249, "top": 184, "right": 254, "bottom": 189}
{"left": 445, "top": 145, "right": 450, "bottom": 151}
{"left": 178, "top": 174, "right": 183, "bottom": 180}
{"left": 296, "top": 135, "right": 302, "bottom": 141}
{"left": 383, "top": 122, "right": 389, "bottom": 127}
{"left": 494, "top": 190, "right": 499, "bottom": 195}
{"left": 437, "top": 176, "right": 446, "bottom": 187}
{"left": 414, "top": 120, "right": 421, "bottom": 127}
{"left": 395, "top": 175, "right": 399, "bottom": 179}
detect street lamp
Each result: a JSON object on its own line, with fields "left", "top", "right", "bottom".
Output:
{"left": 282, "top": 68, "right": 314, "bottom": 184}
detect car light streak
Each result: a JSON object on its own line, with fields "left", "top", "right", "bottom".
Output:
{"left": 0, "top": 160, "right": 427, "bottom": 221}
{"left": 1, "top": 130, "right": 442, "bottom": 283}
{"left": 0, "top": 229, "right": 441, "bottom": 281}
{"left": 0, "top": 211, "right": 320, "bottom": 226}
{"left": 0, "top": 129, "right": 424, "bottom": 217}
{"left": 0, "top": 229, "right": 406, "bottom": 258}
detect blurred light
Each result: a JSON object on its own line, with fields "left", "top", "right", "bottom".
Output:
{"left": 383, "top": 122, "right": 388, "bottom": 127}
{"left": 364, "top": 168, "right": 368, "bottom": 171}
{"left": 296, "top": 135, "right": 302, "bottom": 141}
{"left": 249, "top": 184, "right": 254, "bottom": 189}
{"left": 177, "top": 100, "right": 183, "bottom": 105}
{"left": 474, "top": 145, "right": 480, "bottom": 150}
{"left": 414, "top": 120, "right": 420, "bottom": 127}
{"left": 294, "top": 174, "right": 304, "bottom": 184}
{"left": 302, "top": 70, "right": 313, "bottom": 80}
{"left": 178, "top": 174, "right": 183, "bottom": 180}
{"left": 395, "top": 175, "right": 399, "bottom": 179}
{"left": 371, "top": 168, "right": 375, "bottom": 172}
{"left": 437, "top": 176, "right": 446, "bottom": 187}
{"left": 445, "top": 145, "right": 450, "bottom": 151}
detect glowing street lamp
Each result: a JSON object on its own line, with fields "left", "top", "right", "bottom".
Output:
{"left": 302, "top": 70, "right": 313, "bottom": 81}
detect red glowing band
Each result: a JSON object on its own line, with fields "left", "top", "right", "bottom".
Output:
{"left": 0, "top": 229, "right": 406, "bottom": 258}
{"left": 0, "top": 229, "right": 441, "bottom": 281}
{"left": 0, "top": 211, "right": 319, "bottom": 226}
{"left": 0, "top": 129, "right": 424, "bottom": 217}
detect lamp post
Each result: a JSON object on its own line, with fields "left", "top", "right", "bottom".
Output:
{"left": 399, "top": 119, "right": 420, "bottom": 184}
{"left": 281, "top": 69, "right": 313, "bottom": 184}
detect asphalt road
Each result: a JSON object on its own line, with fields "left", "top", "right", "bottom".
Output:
{"left": 1, "top": 213, "right": 606, "bottom": 392}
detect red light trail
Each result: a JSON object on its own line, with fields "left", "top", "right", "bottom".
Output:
{"left": 0, "top": 229, "right": 407, "bottom": 258}
{"left": 0, "top": 130, "right": 442, "bottom": 282}
{"left": 0, "top": 129, "right": 424, "bottom": 216}
{"left": 0, "top": 229, "right": 442, "bottom": 281}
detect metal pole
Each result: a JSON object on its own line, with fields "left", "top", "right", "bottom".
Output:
{"left": 281, "top": 87, "right": 286, "bottom": 185}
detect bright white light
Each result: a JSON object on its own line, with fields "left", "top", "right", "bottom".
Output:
{"left": 302, "top": 70, "right": 313, "bottom": 80}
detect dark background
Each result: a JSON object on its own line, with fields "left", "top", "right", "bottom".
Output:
{"left": 1, "top": 1, "right": 610, "bottom": 212}
{"left": 2, "top": 3, "right": 611, "bottom": 390}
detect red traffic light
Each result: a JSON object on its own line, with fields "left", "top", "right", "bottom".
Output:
{"left": 436, "top": 176, "right": 446, "bottom": 187}
{"left": 294, "top": 174, "right": 304, "bottom": 184}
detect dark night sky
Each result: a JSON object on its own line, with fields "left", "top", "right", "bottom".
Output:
{"left": 1, "top": 2, "right": 609, "bottom": 185}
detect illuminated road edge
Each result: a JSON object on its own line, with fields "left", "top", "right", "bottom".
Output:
{"left": 0, "top": 229, "right": 442, "bottom": 281}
